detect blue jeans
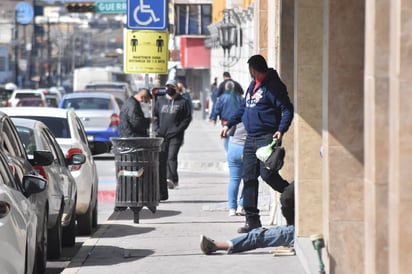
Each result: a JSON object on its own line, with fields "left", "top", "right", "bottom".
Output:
{"left": 227, "top": 141, "right": 244, "bottom": 209}
{"left": 222, "top": 136, "right": 229, "bottom": 152}
{"left": 242, "top": 134, "right": 289, "bottom": 223}
{"left": 228, "top": 225, "right": 295, "bottom": 253}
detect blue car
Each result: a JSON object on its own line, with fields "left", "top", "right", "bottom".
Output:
{"left": 59, "top": 92, "right": 121, "bottom": 146}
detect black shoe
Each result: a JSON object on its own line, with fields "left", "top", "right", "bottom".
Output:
{"left": 114, "top": 206, "right": 127, "bottom": 212}
{"left": 237, "top": 221, "right": 262, "bottom": 233}
{"left": 167, "top": 179, "right": 176, "bottom": 189}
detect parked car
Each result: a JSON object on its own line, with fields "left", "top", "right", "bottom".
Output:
{"left": 83, "top": 80, "right": 133, "bottom": 95}
{"left": 80, "top": 80, "right": 133, "bottom": 107}
{"left": 7, "top": 89, "right": 47, "bottom": 107}
{"left": 12, "top": 118, "right": 85, "bottom": 253}
{"left": 59, "top": 92, "right": 121, "bottom": 149}
{"left": 0, "top": 111, "right": 54, "bottom": 273}
{"left": 0, "top": 107, "right": 109, "bottom": 236}
{"left": 0, "top": 148, "right": 47, "bottom": 274}
{"left": 41, "top": 87, "right": 62, "bottom": 107}
{"left": 75, "top": 88, "right": 127, "bottom": 108}
{"left": 16, "top": 97, "right": 47, "bottom": 107}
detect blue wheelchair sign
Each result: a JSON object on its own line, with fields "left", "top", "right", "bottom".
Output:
{"left": 127, "top": 0, "right": 167, "bottom": 30}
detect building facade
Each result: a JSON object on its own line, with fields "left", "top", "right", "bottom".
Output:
{"left": 209, "top": 0, "right": 412, "bottom": 273}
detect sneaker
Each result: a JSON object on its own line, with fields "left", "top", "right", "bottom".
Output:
{"left": 237, "top": 221, "right": 262, "bottom": 233}
{"left": 236, "top": 206, "right": 245, "bottom": 216}
{"left": 229, "top": 209, "right": 236, "bottom": 216}
{"left": 114, "top": 206, "right": 127, "bottom": 212}
{"left": 200, "top": 235, "right": 217, "bottom": 255}
{"left": 167, "top": 179, "right": 176, "bottom": 189}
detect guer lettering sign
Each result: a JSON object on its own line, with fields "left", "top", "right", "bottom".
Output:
{"left": 96, "top": 0, "right": 126, "bottom": 14}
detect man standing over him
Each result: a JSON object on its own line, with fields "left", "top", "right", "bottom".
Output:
{"left": 119, "top": 88, "right": 152, "bottom": 137}
{"left": 153, "top": 79, "right": 192, "bottom": 190}
{"left": 221, "top": 54, "right": 294, "bottom": 233}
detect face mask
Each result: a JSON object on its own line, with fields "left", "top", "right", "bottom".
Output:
{"left": 166, "top": 88, "right": 177, "bottom": 96}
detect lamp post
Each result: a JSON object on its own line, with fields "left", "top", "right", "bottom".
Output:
{"left": 216, "top": 9, "right": 242, "bottom": 70}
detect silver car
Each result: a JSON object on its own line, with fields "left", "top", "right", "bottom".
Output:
{"left": 0, "top": 107, "right": 109, "bottom": 236}
{"left": 12, "top": 118, "right": 85, "bottom": 253}
{"left": 0, "top": 148, "right": 47, "bottom": 274}
{"left": 0, "top": 111, "right": 54, "bottom": 273}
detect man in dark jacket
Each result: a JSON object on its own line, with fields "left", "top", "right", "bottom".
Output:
{"left": 153, "top": 79, "right": 192, "bottom": 190}
{"left": 221, "top": 54, "right": 294, "bottom": 233}
{"left": 119, "top": 88, "right": 152, "bottom": 137}
{"left": 216, "top": 71, "right": 244, "bottom": 97}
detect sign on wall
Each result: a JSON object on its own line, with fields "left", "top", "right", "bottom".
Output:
{"left": 123, "top": 29, "right": 169, "bottom": 74}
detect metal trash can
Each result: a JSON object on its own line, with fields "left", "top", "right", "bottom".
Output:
{"left": 110, "top": 137, "right": 163, "bottom": 223}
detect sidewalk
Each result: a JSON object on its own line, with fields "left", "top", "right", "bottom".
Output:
{"left": 62, "top": 111, "right": 305, "bottom": 274}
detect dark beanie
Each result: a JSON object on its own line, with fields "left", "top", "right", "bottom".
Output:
{"left": 280, "top": 182, "right": 295, "bottom": 225}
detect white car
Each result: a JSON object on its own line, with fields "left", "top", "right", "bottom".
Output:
{"left": 0, "top": 107, "right": 109, "bottom": 235}
{"left": 0, "top": 148, "right": 47, "bottom": 274}
{"left": 7, "top": 89, "right": 47, "bottom": 107}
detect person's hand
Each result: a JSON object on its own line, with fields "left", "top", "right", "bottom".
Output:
{"left": 273, "top": 131, "right": 283, "bottom": 141}
{"left": 221, "top": 126, "right": 229, "bottom": 138}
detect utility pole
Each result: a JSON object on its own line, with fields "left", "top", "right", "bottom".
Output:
{"left": 14, "top": 9, "right": 19, "bottom": 85}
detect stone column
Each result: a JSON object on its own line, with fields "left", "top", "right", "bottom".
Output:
{"left": 279, "top": 0, "right": 295, "bottom": 184}
{"left": 364, "top": 0, "right": 390, "bottom": 273}
{"left": 322, "top": 1, "right": 365, "bottom": 273}
{"left": 388, "top": 1, "right": 412, "bottom": 273}
{"left": 292, "top": 0, "right": 323, "bottom": 238}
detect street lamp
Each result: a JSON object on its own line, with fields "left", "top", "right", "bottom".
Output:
{"left": 217, "top": 9, "right": 237, "bottom": 57}
{"left": 216, "top": 9, "right": 242, "bottom": 70}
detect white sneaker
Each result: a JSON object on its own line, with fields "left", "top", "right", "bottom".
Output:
{"left": 229, "top": 209, "right": 236, "bottom": 216}
{"left": 236, "top": 206, "right": 245, "bottom": 216}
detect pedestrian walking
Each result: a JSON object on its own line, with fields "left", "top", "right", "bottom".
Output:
{"left": 210, "top": 80, "right": 244, "bottom": 152}
{"left": 119, "top": 88, "right": 152, "bottom": 137}
{"left": 226, "top": 122, "right": 246, "bottom": 216}
{"left": 153, "top": 79, "right": 192, "bottom": 190}
{"left": 200, "top": 182, "right": 295, "bottom": 254}
{"left": 216, "top": 71, "right": 244, "bottom": 97}
{"left": 177, "top": 79, "right": 194, "bottom": 113}
{"left": 209, "top": 77, "right": 218, "bottom": 115}
{"left": 221, "top": 54, "right": 294, "bottom": 233}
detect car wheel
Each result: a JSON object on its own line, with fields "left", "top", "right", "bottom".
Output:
{"left": 92, "top": 199, "right": 98, "bottom": 228}
{"left": 47, "top": 211, "right": 62, "bottom": 259}
{"left": 34, "top": 211, "right": 48, "bottom": 274}
{"left": 62, "top": 198, "right": 77, "bottom": 247}
{"left": 77, "top": 202, "right": 93, "bottom": 236}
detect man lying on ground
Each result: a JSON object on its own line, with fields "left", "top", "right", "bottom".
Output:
{"left": 200, "top": 182, "right": 295, "bottom": 255}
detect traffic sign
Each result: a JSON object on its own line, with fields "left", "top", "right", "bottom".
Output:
{"left": 16, "top": 2, "right": 34, "bottom": 24}
{"left": 123, "top": 29, "right": 169, "bottom": 74}
{"left": 127, "top": 0, "right": 167, "bottom": 30}
{"left": 96, "top": 0, "right": 126, "bottom": 14}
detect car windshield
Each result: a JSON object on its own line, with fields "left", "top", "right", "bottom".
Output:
{"left": 16, "top": 93, "right": 42, "bottom": 99}
{"left": 62, "top": 97, "right": 111, "bottom": 110}
{"left": 11, "top": 116, "right": 71, "bottom": 138}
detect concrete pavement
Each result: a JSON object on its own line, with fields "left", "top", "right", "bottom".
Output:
{"left": 62, "top": 111, "right": 305, "bottom": 274}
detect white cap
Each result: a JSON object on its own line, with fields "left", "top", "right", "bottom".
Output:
{"left": 165, "top": 79, "right": 177, "bottom": 87}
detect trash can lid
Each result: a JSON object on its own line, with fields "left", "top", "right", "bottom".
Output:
{"left": 110, "top": 137, "right": 163, "bottom": 148}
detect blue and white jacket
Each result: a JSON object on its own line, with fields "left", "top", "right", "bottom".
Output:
{"left": 227, "top": 69, "right": 294, "bottom": 137}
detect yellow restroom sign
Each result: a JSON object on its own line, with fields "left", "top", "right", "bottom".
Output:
{"left": 124, "top": 29, "right": 169, "bottom": 74}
